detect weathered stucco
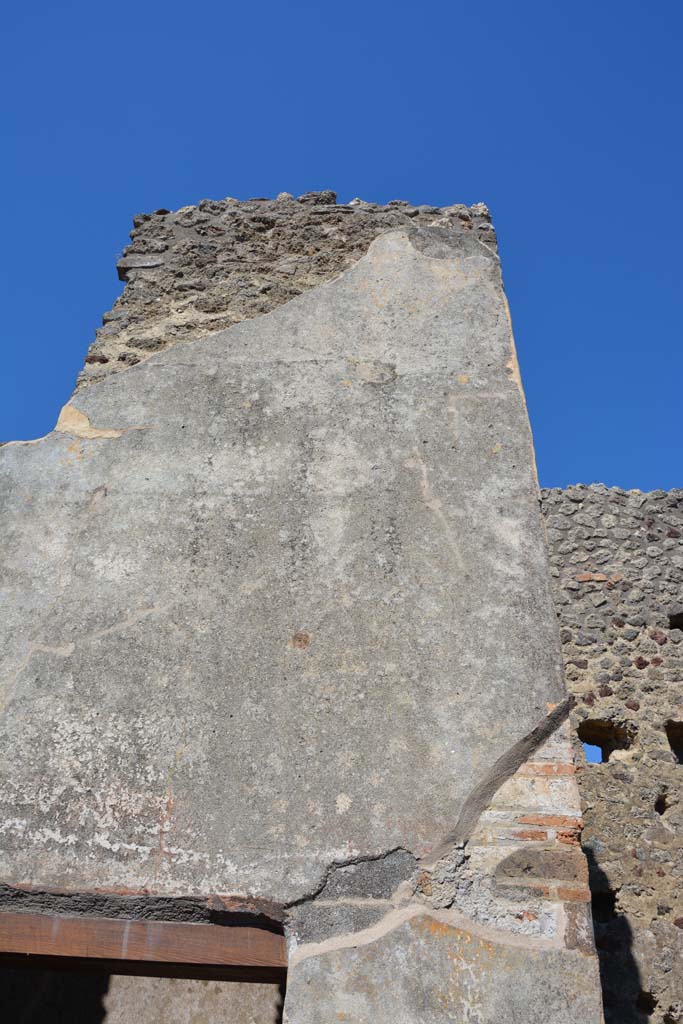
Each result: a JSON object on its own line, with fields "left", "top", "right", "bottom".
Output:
{"left": 0, "top": 194, "right": 603, "bottom": 1022}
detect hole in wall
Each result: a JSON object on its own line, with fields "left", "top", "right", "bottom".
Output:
{"left": 578, "top": 720, "right": 631, "bottom": 763}
{"left": 665, "top": 721, "right": 683, "bottom": 763}
{"left": 655, "top": 792, "right": 669, "bottom": 816}
{"left": 582, "top": 741, "right": 602, "bottom": 764}
{"left": 668, "top": 611, "right": 683, "bottom": 631}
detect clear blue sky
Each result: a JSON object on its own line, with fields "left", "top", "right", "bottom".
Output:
{"left": 2, "top": 1, "right": 681, "bottom": 489}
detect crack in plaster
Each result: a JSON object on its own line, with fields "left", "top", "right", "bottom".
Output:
{"left": 288, "top": 901, "right": 563, "bottom": 967}
{"left": 3, "top": 642, "right": 76, "bottom": 709}
{"left": 284, "top": 709, "right": 579, "bottom": 951}
{"left": 426, "top": 698, "right": 574, "bottom": 866}
{"left": 284, "top": 847, "right": 415, "bottom": 910}
{"left": 75, "top": 604, "right": 170, "bottom": 645}
{"left": 3, "top": 607, "right": 169, "bottom": 710}
{"left": 404, "top": 449, "right": 464, "bottom": 571}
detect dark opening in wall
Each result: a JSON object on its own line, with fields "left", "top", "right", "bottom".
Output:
{"left": 578, "top": 720, "right": 631, "bottom": 763}
{"left": 668, "top": 611, "right": 683, "bottom": 631}
{"left": 655, "top": 791, "right": 669, "bottom": 815}
{"left": 665, "top": 721, "right": 683, "bottom": 763}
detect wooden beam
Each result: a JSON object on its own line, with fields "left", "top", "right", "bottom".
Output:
{"left": 0, "top": 911, "right": 287, "bottom": 984}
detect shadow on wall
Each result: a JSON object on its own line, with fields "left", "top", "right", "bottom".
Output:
{"left": 0, "top": 916, "right": 647, "bottom": 1024}
{"left": 0, "top": 968, "right": 287, "bottom": 1024}
{"left": 0, "top": 967, "right": 110, "bottom": 1024}
{"left": 585, "top": 849, "right": 653, "bottom": 1024}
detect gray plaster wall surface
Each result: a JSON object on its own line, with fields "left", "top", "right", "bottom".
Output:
{"left": 103, "top": 976, "right": 283, "bottom": 1023}
{"left": 286, "top": 918, "right": 604, "bottom": 1024}
{"left": 542, "top": 484, "right": 683, "bottom": 1024}
{"left": 0, "top": 196, "right": 603, "bottom": 1022}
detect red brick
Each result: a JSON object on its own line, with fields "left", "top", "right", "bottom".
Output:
{"left": 517, "top": 814, "right": 583, "bottom": 828}
{"left": 557, "top": 829, "right": 581, "bottom": 846}
{"left": 520, "top": 762, "right": 576, "bottom": 776}
{"left": 515, "top": 910, "right": 538, "bottom": 922}
{"left": 557, "top": 886, "right": 591, "bottom": 903}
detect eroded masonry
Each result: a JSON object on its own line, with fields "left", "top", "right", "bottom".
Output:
{"left": 0, "top": 190, "right": 670, "bottom": 1023}
{"left": 543, "top": 485, "right": 683, "bottom": 1024}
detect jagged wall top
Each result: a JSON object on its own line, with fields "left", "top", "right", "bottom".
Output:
{"left": 0, "top": 194, "right": 605, "bottom": 1022}
{"left": 80, "top": 190, "right": 495, "bottom": 388}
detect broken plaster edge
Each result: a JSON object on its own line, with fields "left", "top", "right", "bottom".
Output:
{"left": 426, "top": 697, "right": 574, "bottom": 866}
{"left": 288, "top": 901, "right": 566, "bottom": 968}
{"left": 2, "top": 227, "right": 502, "bottom": 449}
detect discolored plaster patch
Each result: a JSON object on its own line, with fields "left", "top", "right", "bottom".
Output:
{"left": 55, "top": 404, "right": 125, "bottom": 439}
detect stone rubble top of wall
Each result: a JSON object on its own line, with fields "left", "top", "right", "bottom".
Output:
{"left": 543, "top": 481, "right": 683, "bottom": 501}
{"left": 80, "top": 190, "right": 495, "bottom": 389}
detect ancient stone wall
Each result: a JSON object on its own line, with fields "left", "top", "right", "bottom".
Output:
{"left": 2, "top": 189, "right": 673, "bottom": 1023}
{"left": 80, "top": 190, "right": 495, "bottom": 389}
{"left": 542, "top": 485, "right": 683, "bottom": 1024}
{"left": 0, "top": 194, "right": 604, "bottom": 1022}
